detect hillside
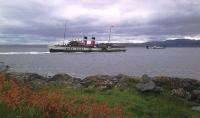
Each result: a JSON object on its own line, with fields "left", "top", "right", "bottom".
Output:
{"left": 122, "top": 39, "right": 200, "bottom": 47}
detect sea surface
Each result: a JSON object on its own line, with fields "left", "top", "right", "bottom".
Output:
{"left": 0, "top": 45, "right": 200, "bottom": 79}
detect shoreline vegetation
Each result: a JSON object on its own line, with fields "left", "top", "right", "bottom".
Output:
{"left": 0, "top": 65, "right": 200, "bottom": 117}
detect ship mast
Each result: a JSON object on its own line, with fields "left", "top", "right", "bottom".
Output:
{"left": 64, "top": 22, "right": 67, "bottom": 41}
{"left": 108, "top": 25, "right": 114, "bottom": 43}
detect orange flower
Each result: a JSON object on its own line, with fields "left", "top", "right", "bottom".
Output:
{"left": 0, "top": 72, "right": 124, "bottom": 118}
{"left": 59, "top": 101, "right": 65, "bottom": 107}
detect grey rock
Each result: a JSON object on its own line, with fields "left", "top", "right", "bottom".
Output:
{"left": 192, "top": 90, "right": 200, "bottom": 97}
{"left": 48, "top": 73, "right": 72, "bottom": 81}
{"left": 181, "top": 79, "right": 200, "bottom": 91}
{"left": 154, "top": 76, "right": 200, "bottom": 91}
{"left": 48, "top": 73, "right": 82, "bottom": 88}
{"left": 27, "top": 73, "right": 47, "bottom": 81}
{"left": 114, "top": 74, "right": 139, "bottom": 89}
{"left": 136, "top": 74, "right": 163, "bottom": 93}
{"left": 192, "top": 106, "right": 200, "bottom": 112}
{"left": 82, "top": 75, "right": 114, "bottom": 89}
{"left": 141, "top": 74, "right": 153, "bottom": 82}
{"left": 154, "top": 86, "right": 163, "bottom": 94}
{"left": 171, "top": 88, "right": 191, "bottom": 99}
{"left": 136, "top": 81, "right": 156, "bottom": 92}
{"left": 6, "top": 72, "right": 47, "bottom": 83}
{"left": 191, "top": 90, "right": 200, "bottom": 103}
{"left": 0, "top": 62, "right": 9, "bottom": 72}
{"left": 68, "top": 78, "right": 82, "bottom": 88}
{"left": 82, "top": 74, "right": 138, "bottom": 89}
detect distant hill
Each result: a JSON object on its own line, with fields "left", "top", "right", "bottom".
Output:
{"left": 1, "top": 39, "right": 199, "bottom": 47}
{"left": 121, "top": 39, "right": 200, "bottom": 47}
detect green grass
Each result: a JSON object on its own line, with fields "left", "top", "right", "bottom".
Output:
{"left": 37, "top": 85, "right": 200, "bottom": 118}
{"left": 0, "top": 102, "right": 43, "bottom": 118}
{"left": 0, "top": 84, "right": 200, "bottom": 118}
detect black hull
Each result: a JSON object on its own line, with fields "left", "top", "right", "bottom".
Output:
{"left": 49, "top": 49, "right": 126, "bottom": 53}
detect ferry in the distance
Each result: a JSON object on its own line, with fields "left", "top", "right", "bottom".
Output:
{"left": 48, "top": 37, "right": 126, "bottom": 52}
{"left": 146, "top": 46, "right": 166, "bottom": 49}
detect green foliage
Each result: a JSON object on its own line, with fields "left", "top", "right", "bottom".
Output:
{"left": 0, "top": 84, "right": 200, "bottom": 118}
{"left": 0, "top": 103, "right": 43, "bottom": 118}
{"left": 2, "top": 81, "right": 12, "bottom": 92}
{"left": 43, "top": 86, "right": 200, "bottom": 118}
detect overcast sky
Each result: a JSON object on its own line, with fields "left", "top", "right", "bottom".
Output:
{"left": 0, "top": 0, "right": 200, "bottom": 44}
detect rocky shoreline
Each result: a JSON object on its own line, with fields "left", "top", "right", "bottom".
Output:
{"left": 3, "top": 72, "right": 200, "bottom": 104}
{"left": 1, "top": 62, "right": 200, "bottom": 112}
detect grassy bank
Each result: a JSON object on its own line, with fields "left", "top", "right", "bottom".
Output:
{"left": 0, "top": 73, "right": 200, "bottom": 118}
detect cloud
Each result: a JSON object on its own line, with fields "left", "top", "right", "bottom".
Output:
{"left": 0, "top": 0, "right": 200, "bottom": 44}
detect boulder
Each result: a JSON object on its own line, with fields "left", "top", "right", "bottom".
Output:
{"left": 82, "top": 75, "right": 115, "bottom": 90}
{"left": 136, "top": 80, "right": 156, "bottom": 92}
{"left": 181, "top": 79, "right": 200, "bottom": 91}
{"left": 136, "top": 74, "right": 162, "bottom": 93}
{"left": 0, "top": 62, "right": 9, "bottom": 72}
{"left": 48, "top": 73, "right": 82, "bottom": 88}
{"left": 171, "top": 88, "right": 191, "bottom": 99}
{"left": 82, "top": 74, "right": 139, "bottom": 90}
{"left": 5, "top": 72, "right": 47, "bottom": 83}
{"left": 66, "top": 77, "right": 82, "bottom": 88}
{"left": 154, "top": 86, "right": 163, "bottom": 93}
{"left": 48, "top": 73, "right": 72, "bottom": 81}
{"left": 26, "top": 73, "right": 47, "bottom": 81}
{"left": 191, "top": 90, "right": 200, "bottom": 103}
{"left": 114, "top": 74, "right": 135, "bottom": 89}
{"left": 141, "top": 74, "right": 153, "bottom": 82}
{"left": 154, "top": 76, "right": 200, "bottom": 91}
{"left": 192, "top": 106, "right": 200, "bottom": 112}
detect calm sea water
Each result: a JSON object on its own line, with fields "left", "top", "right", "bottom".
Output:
{"left": 0, "top": 45, "right": 200, "bottom": 79}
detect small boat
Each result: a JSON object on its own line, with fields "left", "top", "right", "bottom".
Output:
{"left": 146, "top": 46, "right": 166, "bottom": 49}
